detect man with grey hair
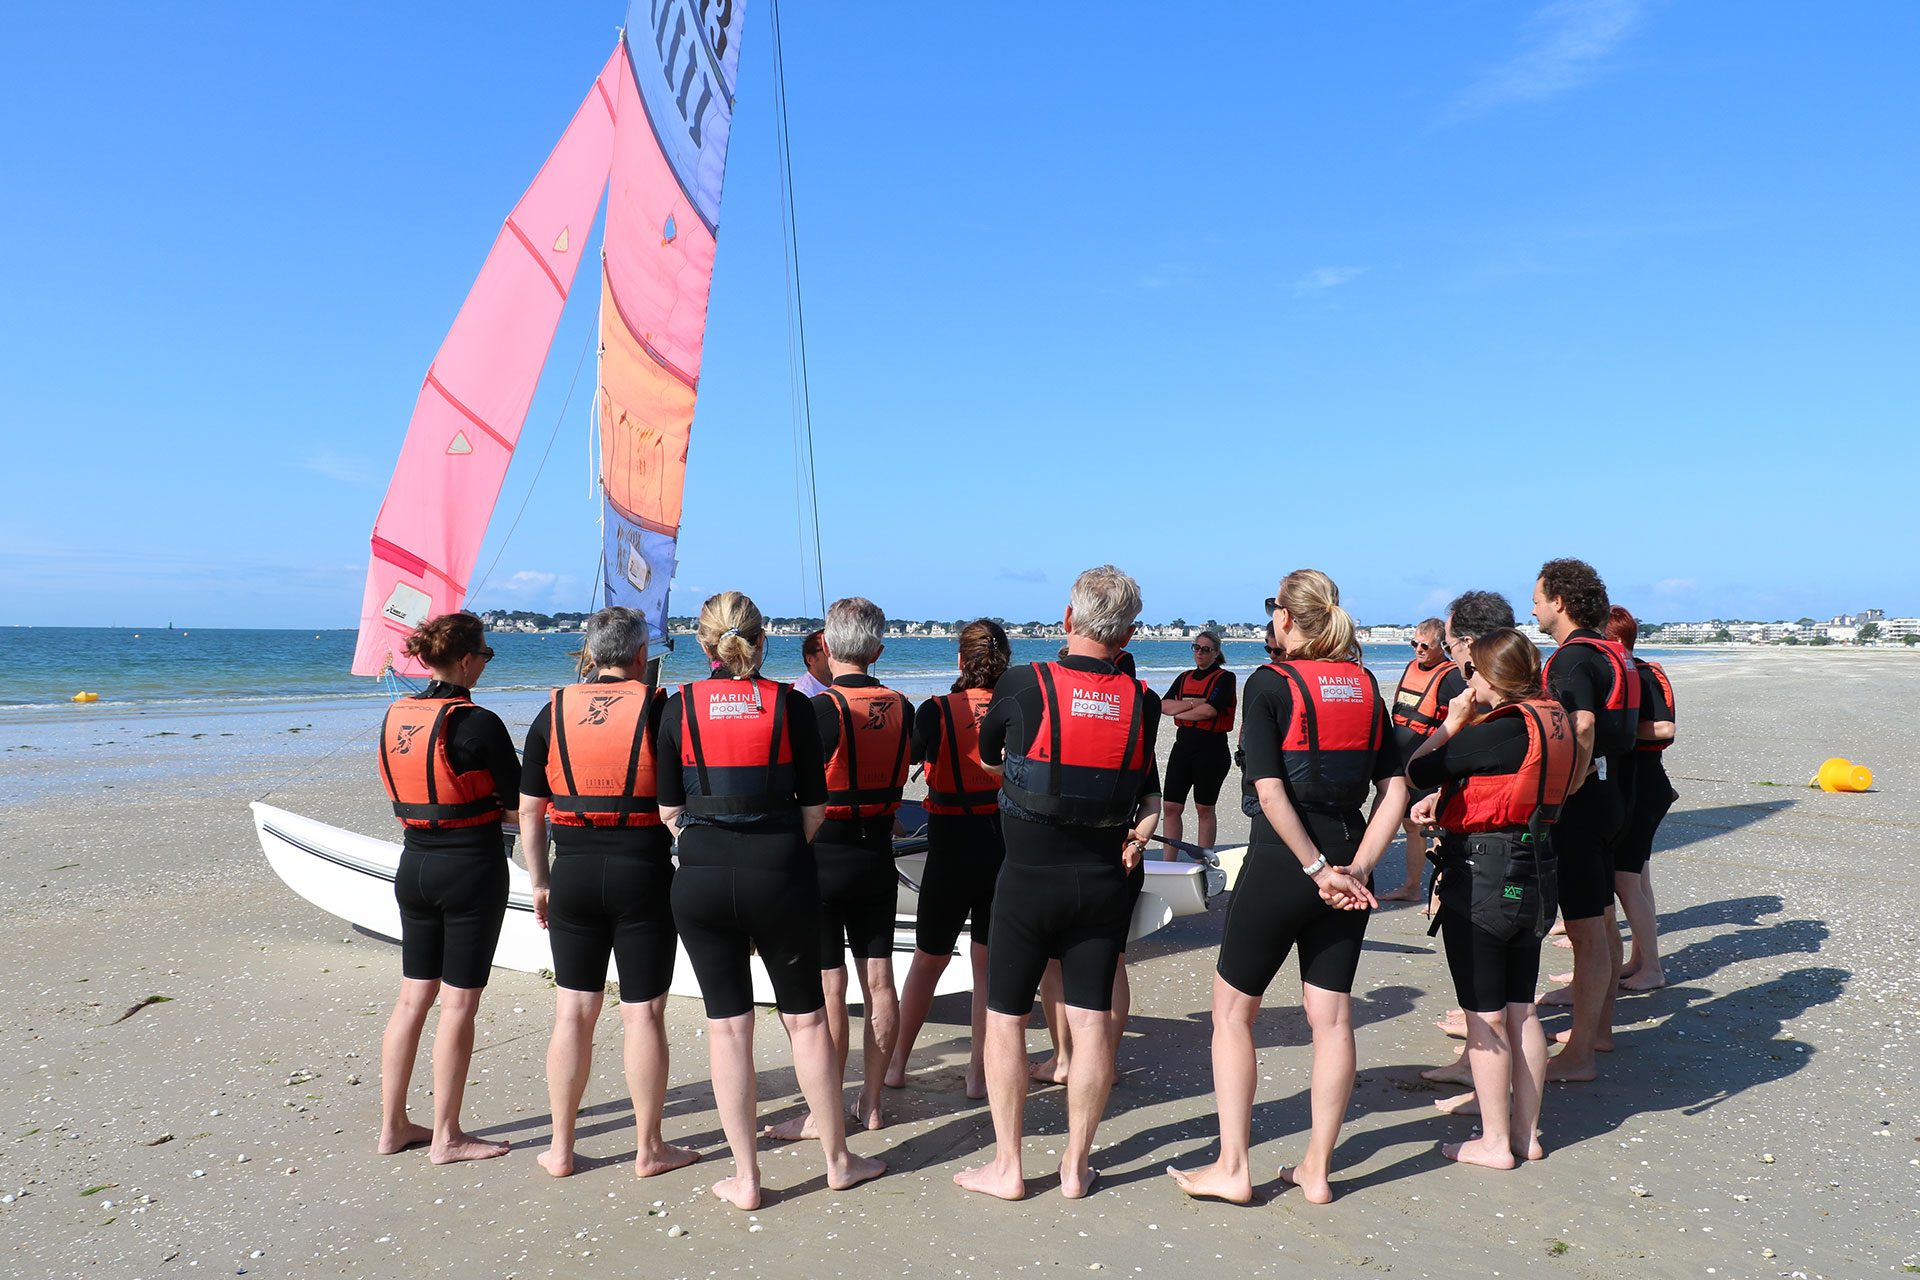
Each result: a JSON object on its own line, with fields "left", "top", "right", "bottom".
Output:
{"left": 957, "top": 566, "right": 1162, "bottom": 1202}
{"left": 515, "top": 606, "right": 695, "bottom": 1180}
{"left": 764, "top": 597, "right": 915, "bottom": 1139}
{"left": 1382, "top": 617, "right": 1463, "bottom": 904}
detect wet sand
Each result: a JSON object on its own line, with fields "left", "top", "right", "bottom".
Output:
{"left": 2, "top": 648, "right": 1916, "bottom": 1278}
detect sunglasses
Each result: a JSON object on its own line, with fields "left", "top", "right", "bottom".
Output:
{"left": 1192, "top": 643, "right": 1216, "bottom": 653}
{"left": 1460, "top": 660, "right": 1475, "bottom": 679}
{"left": 1412, "top": 640, "right": 1436, "bottom": 651}
{"left": 473, "top": 646, "right": 496, "bottom": 662}
{"left": 1265, "top": 646, "right": 1285, "bottom": 660}
{"left": 1262, "top": 597, "right": 1278, "bottom": 615}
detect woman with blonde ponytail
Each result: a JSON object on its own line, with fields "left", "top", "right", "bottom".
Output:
{"left": 656, "top": 591, "right": 886, "bottom": 1210}
{"left": 1171, "top": 570, "right": 1407, "bottom": 1206}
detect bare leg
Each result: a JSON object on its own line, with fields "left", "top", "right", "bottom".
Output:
{"left": 954, "top": 1010, "right": 1031, "bottom": 1200}
{"left": 886, "top": 947, "right": 950, "bottom": 1089}
{"left": 965, "top": 942, "right": 990, "bottom": 1098}
{"left": 1028, "top": 961, "right": 1070, "bottom": 1084}
{"left": 378, "top": 977, "right": 438, "bottom": 1154}
{"left": 538, "top": 987, "right": 603, "bottom": 1176}
{"left": 1381, "top": 821, "right": 1428, "bottom": 901}
{"left": 706, "top": 1013, "right": 763, "bottom": 1210}
{"left": 854, "top": 956, "right": 898, "bottom": 1130}
{"left": 1599, "top": 904, "right": 1622, "bottom": 1040}
{"left": 428, "top": 984, "right": 508, "bottom": 1163}
{"left": 763, "top": 964, "right": 850, "bottom": 1140}
{"left": 1196, "top": 804, "right": 1217, "bottom": 851}
{"left": 1277, "top": 983, "right": 1353, "bottom": 1204}
{"left": 1167, "top": 976, "right": 1259, "bottom": 1204}
{"left": 1615, "top": 870, "right": 1665, "bottom": 989}
{"left": 1058, "top": 1003, "right": 1118, "bottom": 1198}
{"left": 622, "top": 996, "right": 698, "bottom": 1177}
{"left": 1162, "top": 800, "right": 1185, "bottom": 853}
{"left": 1508, "top": 1002, "right": 1547, "bottom": 1160}
{"left": 782, "top": 1007, "right": 886, "bottom": 1192}
{"left": 1441, "top": 1010, "right": 1516, "bottom": 1169}
{"left": 1546, "top": 916, "right": 1610, "bottom": 1081}
{"left": 1111, "top": 953, "right": 1132, "bottom": 1048}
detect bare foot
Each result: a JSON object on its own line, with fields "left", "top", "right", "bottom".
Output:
{"left": 1537, "top": 985, "right": 1574, "bottom": 1006}
{"left": 1620, "top": 970, "right": 1667, "bottom": 991}
{"left": 1514, "top": 1135, "right": 1546, "bottom": 1161}
{"left": 882, "top": 1060, "right": 909, "bottom": 1089}
{"left": 1167, "top": 1161, "right": 1253, "bottom": 1204}
{"left": 760, "top": 1111, "right": 823, "bottom": 1142}
{"left": 954, "top": 1161, "right": 1025, "bottom": 1201}
{"left": 856, "top": 1089, "right": 886, "bottom": 1133}
{"left": 1059, "top": 1163, "right": 1101, "bottom": 1199}
{"left": 635, "top": 1142, "right": 699, "bottom": 1178}
{"left": 377, "top": 1121, "right": 432, "bottom": 1155}
{"left": 1550, "top": 935, "right": 1573, "bottom": 949}
{"left": 1434, "top": 1091, "right": 1479, "bottom": 1116}
{"left": 1548, "top": 970, "right": 1574, "bottom": 985}
{"left": 1549, "top": 1028, "right": 1613, "bottom": 1051}
{"left": 1380, "top": 883, "right": 1423, "bottom": 903}
{"left": 1277, "top": 1164, "right": 1333, "bottom": 1205}
{"left": 429, "top": 1132, "right": 509, "bottom": 1164}
{"left": 827, "top": 1151, "right": 888, "bottom": 1191}
{"left": 1547, "top": 919, "right": 1567, "bottom": 937}
{"left": 711, "top": 1174, "right": 761, "bottom": 1211}
{"left": 1544, "top": 1050, "right": 1598, "bottom": 1083}
{"left": 1028, "top": 1055, "right": 1068, "bottom": 1086}
{"left": 1442, "top": 1136, "right": 1516, "bottom": 1169}
{"left": 964, "top": 1067, "right": 986, "bottom": 1101}
{"left": 537, "top": 1147, "right": 573, "bottom": 1177}
{"left": 1421, "top": 1060, "right": 1472, "bottom": 1086}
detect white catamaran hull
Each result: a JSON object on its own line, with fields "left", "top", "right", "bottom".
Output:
{"left": 252, "top": 802, "right": 1207, "bottom": 1004}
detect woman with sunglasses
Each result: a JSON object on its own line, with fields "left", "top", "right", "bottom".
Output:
{"left": 1170, "top": 570, "right": 1406, "bottom": 1206}
{"left": 1159, "top": 631, "right": 1237, "bottom": 854}
{"left": 375, "top": 611, "right": 521, "bottom": 1163}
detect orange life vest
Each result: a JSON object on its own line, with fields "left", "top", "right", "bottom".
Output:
{"left": 1543, "top": 632, "right": 1642, "bottom": 759}
{"left": 378, "top": 696, "right": 502, "bottom": 830}
{"left": 1435, "top": 699, "right": 1582, "bottom": 834}
{"left": 1391, "top": 658, "right": 1453, "bottom": 739}
{"left": 1634, "top": 659, "right": 1674, "bottom": 753}
{"left": 677, "top": 678, "right": 796, "bottom": 820}
{"left": 543, "top": 681, "right": 662, "bottom": 827}
{"left": 1001, "top": 662, "right": 1148, "bottom": 827}
{"left": 821, "top": 682, "right": 913, "bottom": 819}
{"left": 924, "top": 688, "right": 999, "bottom": 815}
{"left": 1263, "top": 660, "right": 1385, "bottom": 809}
{"left": 1170, "top": 664, "right": 1236, "bottom": 734}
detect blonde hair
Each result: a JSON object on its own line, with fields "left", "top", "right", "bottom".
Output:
{"left": 1275, "top": 569, "right": 1360, "bottom": 663}
{"left": 697, "top": 591, "right": 765, "bottom": 679}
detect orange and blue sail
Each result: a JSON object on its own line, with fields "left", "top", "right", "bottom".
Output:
{"left": 351, "top": 5, "right": 745, "bottom": 676}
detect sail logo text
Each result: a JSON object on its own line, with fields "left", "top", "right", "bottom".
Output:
{"left": 1317, "top": 676, "right": 1365, "bottom": 703}
{"left": 647, "top": 0, "right": 731, "bottom": 149}
{"left": 1070, "top": 689, "right": 1122, "bottom": 721}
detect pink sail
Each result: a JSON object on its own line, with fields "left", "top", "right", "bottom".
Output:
{"left": 350, "top": 52, "right": 621, "bottom": 677}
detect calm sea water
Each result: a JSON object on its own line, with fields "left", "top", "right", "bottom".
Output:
{"left": 0, "top": 626, "right": 1706, "bottom": 717}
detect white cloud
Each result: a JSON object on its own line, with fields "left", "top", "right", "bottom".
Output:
{"left": 1654, "top": 577, "right": 1698, "bottom": 596}
{"left": 996, "top": 567, "right": 1046, "bottom": 584}
{"left": 1448, "top": 0, "right": 1645, "bottom": 121}
{"left": 1292, "top": 266, "right": 1369, "bottom": 292}
{"left": 298, "top": 451, "right": 380, "bottom": 489}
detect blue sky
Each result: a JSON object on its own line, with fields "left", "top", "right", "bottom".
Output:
{"left": 3, "top": 1, "right": 1915, "bottom": 629}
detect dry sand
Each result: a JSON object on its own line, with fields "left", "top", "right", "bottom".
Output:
{"left": 2, "top": 648, "right": 1916, "bottom": 1278}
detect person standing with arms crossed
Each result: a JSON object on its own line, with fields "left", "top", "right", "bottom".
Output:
{"left": 955, "top": 566, "right": 1162, "bottom": 1201}
{"left": 1159, "top": 631, "right": 1237, "bottom": 853}
{"left": 517, "top": 606, "right": 697, "bottom": 1179}
{"left": 1382, "top": 618, "right": 1463, "bottom": 904}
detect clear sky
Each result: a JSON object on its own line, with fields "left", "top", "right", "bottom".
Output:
{"left": 3, "top": 1, "right": 1915, "bottom": 629}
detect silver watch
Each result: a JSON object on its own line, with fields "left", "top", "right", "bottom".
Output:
{"left": 1302, "top": 854, "right": 1328, "bottom": 876}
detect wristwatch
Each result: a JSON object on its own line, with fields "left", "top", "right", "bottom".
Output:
{"left": 1302, "top": 854, "right": 1328, "bottom": 877}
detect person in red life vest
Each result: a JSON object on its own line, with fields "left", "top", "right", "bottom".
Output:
{"left": 762, "top": 597, "right": 915, "bottom": 1141}
{"left": 795, "top": 628, "right": 831, "bottom": 697}
{"left": 1606, "top": 605, "right": 1676, "bottom": 991}
{"left": 655, "top": 592, "right": 886, "bottom": 1211}
{"left": 1159, "top": 630, "right": 1238, "bottom": 854}
{"left": 886, "top": 619, "right": 1013, "bottom": 1097}
{"left": 515, "top": 606, "right": 696, "bottom": 1181}
{"left": 1169, "top": 569, "right": 1406, "bottom": 1207}
{"left": 1530, "top": 558, "right": 1640, "bottom": 1082}
{"left": 1406, "top": 629, "right": 1582, "bottom": 1168}
{"left": 374, "top": 612, "right": 519, "bottom": 1164}
{"left": 954, "top": 566, "right": 1162, "bottom": 1202}
{"left": 1382, "top": 618, "right": 1465, "bottom": 905}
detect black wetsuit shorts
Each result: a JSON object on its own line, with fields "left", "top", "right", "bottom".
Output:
{"left": 1164, "top": 733, "right": 1232, "bottom": 807}
{"left": 1440, "top": 905, "right": 1543, "bottom": 1012}
{"left": 670, "top": 825, "right": 826, "bottom": 1019}
{"left": 1614, "top": 755, "right": 1676, "bottom": 876}
{"left": 814, "top": 823, "right": 900, "bottom": 965}
{"left": 985, "top": 815, "right": 1133, "bottom": 1016}
{"left": 547, "top": 845, "right": 677, "bottom": 1003}
{"left": 1554, "top": 777, "right": 1626, "bottom": 921}
{"left": 1215, "top": 808, "right": 1371, "bottom": 997}
{"left": 396, "top": 838, "right": 509, "bottom": 990}
{"left": 915, "top": 812, "right": 1005, "bottom": 957}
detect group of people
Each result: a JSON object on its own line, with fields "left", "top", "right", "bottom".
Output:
{"left": 370, "top": 557, "right": 1677, "bottom": 1209}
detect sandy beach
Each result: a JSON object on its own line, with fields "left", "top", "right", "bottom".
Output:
{"left": 2, "top": 647, "right": 1916, "bottom": 1278}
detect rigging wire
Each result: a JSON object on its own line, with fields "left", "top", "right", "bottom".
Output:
{"left": 769, "top": 0, "right": 828, "bottom": 617}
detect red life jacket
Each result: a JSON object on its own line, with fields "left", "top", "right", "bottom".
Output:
{"left": 1391, "top": 658, "right": 1453, "bottom": 740}
{"left": 543, "top": 681, "right": 662, "bottom": 827}
{"left": 677, "top": 678, "right": 796, "bottom": 819}
{"left": 1634, "top": 659, "right": 1674, "bottom": 753}
{"left": 1543, "top": 633, "right": 1642, "bottom": 759}
{"left": 1001, "top": 662, "right": 1148, "bottom": 827}
{"left": 1435, "top": 699, "right": 1582, "bottom": 834}
{"left": 378, "top": 696, "right": 502, "bottom": 829}
{"left": 821, "top": 682, "right": 913, "bottom": 819}
{"left": 1171, "top": 664, "right": 1236, "bottom": 734}
{"left": 1264, "top": 660, "right": 1385, "bottom": 809}
{"left": 924, "top": 688, "right": 999, "bottom": 815}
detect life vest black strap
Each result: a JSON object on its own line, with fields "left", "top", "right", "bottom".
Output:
{"left": 391, "top": 797, "right": 500, "bottom": 822}
{"left": 679, "top": 683, "right": 712, "bottom": 798}
{"left": 548, "top": 794, "right": 661, "bottom": 816}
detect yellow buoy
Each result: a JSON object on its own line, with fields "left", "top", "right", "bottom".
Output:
{"left": 1813, "top": 757, "right": 1873, "bottom": 792}
{"left": 71, "top": 691, "right": 99, "bottom": 703}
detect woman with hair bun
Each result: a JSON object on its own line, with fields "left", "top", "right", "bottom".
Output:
{"left": 375, "top": 611, "right": 520, "bottom": 1163}
{"left": 1406, "top": 628, "right": 1582, "bottom": 1168}
{"left": 655, "top": 591, "right": 886, "bottom": 1210}
{"left": 1171, "top": 569, "right": 1406, "bottom": 1206}
{"left": 886, "top": 619, "right": 1012, "bottom": 1097}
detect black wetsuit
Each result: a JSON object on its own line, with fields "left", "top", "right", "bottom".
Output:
{"left": 1217, "top": 664, "right": 1399, "bottom": 997}
{"left": 1409, "top": 715, "right": 1542, "bottom": 1011}
{"left": 1162, "top": 665, "right": 1237, "bottom": 806}
{"left": 1544, "top": 631, "right": 1631, "bottom": 920}
{"left": 520, "top": 678, "right": 676, "bottom": 1003}
{"left": 658, "top": 680, "right": 829, "bottom": 1019}
{"left": 1616, "top": 660, "right": 1677, "bottom": 875}
{"left": 911, "top": 695, "right": 1005, "bottom": 956}
{"left": 393, "top": 681, "right": 520, "bottom": 990}
{"left": 812, "top": 674, "right": 915, "bottom": 964}
{"left": 977, "top": 657, "right": 1162, "bottom": 1015}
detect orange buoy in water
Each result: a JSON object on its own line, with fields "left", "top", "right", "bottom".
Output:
{"left": 71, "top": 691, "right": 99, "bottom": 703}
{"left": 1814, "top": 757, "right": 1873, "bottom": 792}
